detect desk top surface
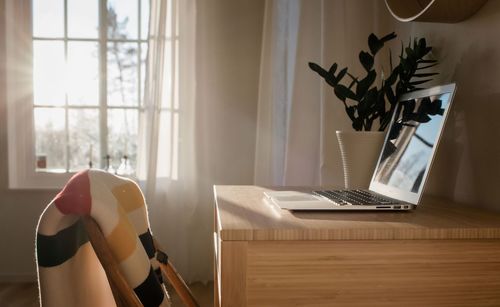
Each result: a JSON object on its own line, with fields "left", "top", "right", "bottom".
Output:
{"left": 214, "top": 185, "right": 500, "bottom": 241}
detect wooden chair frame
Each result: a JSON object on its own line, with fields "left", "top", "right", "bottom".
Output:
{"left": 82, "top": 216, "right": 199, "bottom": 307}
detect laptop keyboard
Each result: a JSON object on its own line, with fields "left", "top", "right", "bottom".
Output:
{"left": 313, "top": 190, "right": 400, "bottom": 206}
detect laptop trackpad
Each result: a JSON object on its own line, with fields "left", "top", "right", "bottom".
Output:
{"left": 265, "top": 191, "right": 333, "bottom": 210}
{"left": 274, "top": 195, "right": 319, "bottom": 202}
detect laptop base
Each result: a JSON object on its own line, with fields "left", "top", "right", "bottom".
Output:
{"left": 265, "top": 191, "right": 414, "bottom": 211}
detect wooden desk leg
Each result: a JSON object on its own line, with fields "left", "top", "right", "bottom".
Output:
{"left": 220, "top": 241, "right": 247, "bottom": 307}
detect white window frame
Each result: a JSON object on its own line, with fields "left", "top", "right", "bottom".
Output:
{"left": 6, "top": 0, "right": 148, "bottom": 189}
{"left": 5, "top": 0, "right": 64, "bottom": 189}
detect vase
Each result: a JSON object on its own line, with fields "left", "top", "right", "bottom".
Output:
{"left": 336, "top": 131, "right": 386, "bottom": 189}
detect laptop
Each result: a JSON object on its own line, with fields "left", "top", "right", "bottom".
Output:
{"left": 265, "top": 83, "right": 457, "bottom": 211}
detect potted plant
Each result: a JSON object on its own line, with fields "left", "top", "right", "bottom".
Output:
{"left": 308, "top": 32, "right": 438, "bottom": 188}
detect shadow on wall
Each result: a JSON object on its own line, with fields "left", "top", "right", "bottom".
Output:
{"left": 429, "top": 44, "right": 500, "bottom": 209}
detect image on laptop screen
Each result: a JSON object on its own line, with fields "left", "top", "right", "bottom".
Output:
{"left": 372, "top": 92, "right": 452, "bottom": 194}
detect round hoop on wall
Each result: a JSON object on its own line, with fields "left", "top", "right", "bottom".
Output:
{"left": 384, "top": 0, "right": 488, "bottom": 23}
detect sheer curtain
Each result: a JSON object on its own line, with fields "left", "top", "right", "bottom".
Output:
{"left": 254, "top": 0, "right": 301, "bottom": 186}
{"left": 254, "top": 0, "right": 385, "bottom": 187}
{"left": 138, "top": 0, "right": 209, "bottom": 282}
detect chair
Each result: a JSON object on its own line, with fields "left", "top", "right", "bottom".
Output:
{"left": 83, "top": 216, "right": 199, "bottom": 307}
{"left": 36, "top": 170, "right": 199, "bottom": 307}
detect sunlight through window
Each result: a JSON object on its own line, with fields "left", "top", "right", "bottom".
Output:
{"left": 32, "top": 0, "right": 150, "bottom": 174}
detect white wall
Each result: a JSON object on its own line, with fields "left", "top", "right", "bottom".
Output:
{"left": 378, "top": 0, "right": 500, "bottom": 210}
{"left": 195, "top": 0, "right": 264, "bottom": 185}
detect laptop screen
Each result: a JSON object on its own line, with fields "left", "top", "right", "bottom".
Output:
{"left": 370, "top": 84, "right": 455, "bottom": 203}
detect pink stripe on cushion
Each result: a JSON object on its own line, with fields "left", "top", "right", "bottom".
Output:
{"left": 54, "top": 170, "right": 92, "bottom": 215}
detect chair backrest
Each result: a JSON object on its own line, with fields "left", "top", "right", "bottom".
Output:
{"left": 83, "top": 215, "right": 200, "bottom": 307}
{"left": 83, "top": 216, "right": 143, "bottom": 307}
{"left": 37, "top": 170, "right": 199, "bottom": 307}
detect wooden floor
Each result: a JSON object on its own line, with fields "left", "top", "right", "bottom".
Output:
{"left": 0, "top": 283, "right": 39, "bottom": 307}
{"left": 0, "top": 282, "right": 214, "bottom": 307}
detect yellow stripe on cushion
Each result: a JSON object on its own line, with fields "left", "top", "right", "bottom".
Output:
{"left": 127, "top": 206, "right": 149, "bottom": 235}
{"left": 107, "top": 209, "right": 137, "bottom": 262}
{"left": 118, "top": 238, "right": 151, "bottom": 288}
{"left": 112, "top": 182, "right": 145, "bottom": 213}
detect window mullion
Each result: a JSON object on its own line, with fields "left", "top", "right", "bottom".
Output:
{"left": 99, "top": 0, "right": 108, "bottom": 169}
{"left": 169, "top": 0, "right": 178, "bottom": 179}
{"left": 64, "top": 0, "right": 70, "bottom": 172}
{"left": 138, "top": 0, "right": 142, "bottom": 108}
{"left": 137, "top": 0, "right": 143, "bottom": 147}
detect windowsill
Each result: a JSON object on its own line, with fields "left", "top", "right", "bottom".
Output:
{"left": 9, "top": 169, "right": 138, "bottom": 190}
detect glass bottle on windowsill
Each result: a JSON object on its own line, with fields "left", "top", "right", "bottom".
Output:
{"left": 116, "top": 155, "right": 134, "bottom": 176}
{"left": 88, "top": 144, "right": 94, "bottom": 169}
{"left": 104, "top": 154, "right": 115, "bottom": 174}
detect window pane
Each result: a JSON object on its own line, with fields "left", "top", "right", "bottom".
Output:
{"left": 33, "top": 41, "right": 65, "bottom": 106}
{"left": 67, "top": 42, "right": 99, "bottom": 106}
{"left": 107, "top": 42, "right": 139, "bottom": 106}
{"left": 68, "top": 109, "right": 100, "bottom": 171}
{"left": 34, "top": 107, "right": 66, "bottom": 171}
{"left": 68, "top": 0, "right": 99, "bottom": 38}
{"left": 141, "top": 0, "right": 150, "bottom": 39}
{"left": 165, "top": 0, "right": 173, "bottom": 38}
{"left": 174, "top": 0, "right": 179, "bottom": 37}
{"left": 108, "top": 109, "right": 138, "bottom": 171}
{"left": 140, "top": 42, "right": 148, "bottom": 106}
{"left": 33, "top": 0, "right": 63, "bottom": 38}
{"left": 107, "top": 0, "right": 138, "bottom": 39}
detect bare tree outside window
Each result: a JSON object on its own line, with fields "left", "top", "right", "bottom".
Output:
{"left": 32, "top": 0, "right": 148, "bottom": 174}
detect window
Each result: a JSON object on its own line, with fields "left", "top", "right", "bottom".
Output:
{"left": 6, "top": 0, "right": 151, "bottom": 188}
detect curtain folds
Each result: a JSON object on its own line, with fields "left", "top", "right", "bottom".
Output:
{"left": 254, "top": 0, "right": 382, "bottom": 187}
{"left": 139, "top": 0, "right": 209, "bottom": 282}
{"left": 138, "top": 0, "right": 167, "bottom": 196}
{"left": 254, "top": 0, "right": 301, "bottom": 186}
{"left": 254, "top": 0, "right": 326, "bottom": 186}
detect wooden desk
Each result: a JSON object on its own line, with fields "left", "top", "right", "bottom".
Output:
{"left": 213, "top": 185, "right": 500, "bottom": 306}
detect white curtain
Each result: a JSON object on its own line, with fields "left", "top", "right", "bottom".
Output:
{"left": 138, "top": 0, "right": 210, "bottom": 282}
{"left": 254, "top": 0, "right": 301, "bottom": 186}
{"left": 254, "top": 0, "right": 384, "bottom": 187}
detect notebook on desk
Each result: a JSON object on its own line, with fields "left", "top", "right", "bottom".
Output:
{"left": 265, "top": 83, "right": 457, "bottom": 211}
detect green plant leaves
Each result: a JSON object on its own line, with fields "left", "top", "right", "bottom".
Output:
{"left": 345, "top": 106, "right": 356, "bottom": 121}
{"left": 308, "top": 62, "right": 328, "bottom": 78}
{"left": 309, "top": 62, "right": 336, "bottom": 87}
{"left": 413, "top": 73, "right": 438, "bottom": 78}
{"left": 328, "top": 63, "right": 338, "bottom": 75}
{"left": 356, "top": 70, "right": 376, "bottom": 98}
{"left": 307, "top": 32, "right": 438, "bottom": 132}
{"left": 417, "top": 63, "right": 438, "bottom": 70}
{"left": 385, "top": 68, "right": 399, "bottom": 88}
{"left": 380, "top": 32, "right": 398, "bottom": 44}
{"left": 368, "top": 32, "right": 397, "bottom": 55}
{"left": 352, "top": 118, "right": 363, "bottom": 131}
{"left": 359, "top": 51, "right": 374, "bottom": 71}
{"left": 334, "top": 84, "right": 357, "bottom": 102}
{"left": 368, "top": 34, "right": 383, "bottom": 55}
{"left": 335, "top": 67, "right": 348, "bottom": 84}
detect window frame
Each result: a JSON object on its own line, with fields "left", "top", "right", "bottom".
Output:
{"left": 6, "top": 0, "right": 149, "bottom": 189}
